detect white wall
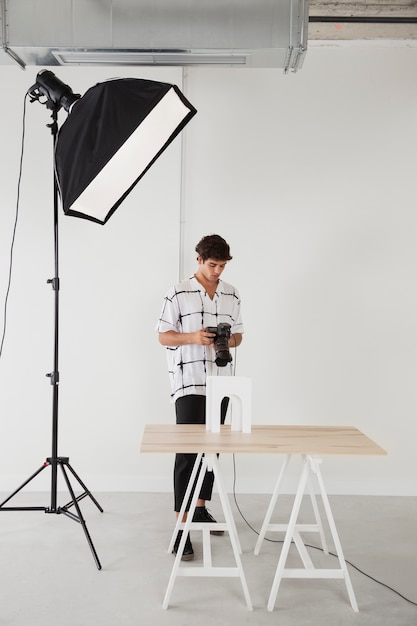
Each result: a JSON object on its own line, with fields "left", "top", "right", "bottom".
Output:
{"left": 0, "top": 46, "right": 416, "bottom": 497}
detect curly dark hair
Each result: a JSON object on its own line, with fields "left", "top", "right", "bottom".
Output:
{"left": 195, "top": 234, "right": 233, "bottom": 262}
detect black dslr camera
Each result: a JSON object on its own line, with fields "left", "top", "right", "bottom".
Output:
{"left": 206, "top": 323, "right": 232, "bottom": 367}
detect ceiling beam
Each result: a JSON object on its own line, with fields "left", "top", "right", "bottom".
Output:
{"left": 309, "top": 0, "right": 417, "bottom": 40}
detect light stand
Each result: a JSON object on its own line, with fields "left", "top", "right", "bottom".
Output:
{"left": 0, "top": 75, "right": 103, "bottom": 570}
{"left": 0, "top": 70, "right": 196, "bottom": 569}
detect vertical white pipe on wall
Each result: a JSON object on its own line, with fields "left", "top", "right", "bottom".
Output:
{"left": 178, "top": 66, "right": 190, "bottom": 282}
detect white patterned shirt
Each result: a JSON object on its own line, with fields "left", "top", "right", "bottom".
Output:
{"left": 156, "top": 275, "right": 244, "bottom": 402}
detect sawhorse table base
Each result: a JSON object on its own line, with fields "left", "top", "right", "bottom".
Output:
{"left": 163, "top": 452, "right": 252, "bottom": 610}
{"left": 255, "top": 454, "right": 359, "bottom": 612}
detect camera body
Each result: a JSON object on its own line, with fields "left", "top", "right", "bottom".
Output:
{"left": 206, "top": 323, "right": 232, "bottom": 367}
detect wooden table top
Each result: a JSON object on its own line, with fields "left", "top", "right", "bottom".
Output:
{"left": 141, "top": 424, "right": 387, "bottom": 456}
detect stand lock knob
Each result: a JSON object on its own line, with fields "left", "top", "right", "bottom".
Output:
{"left": 46, "top": 371, "right": 60, "bottom": 385}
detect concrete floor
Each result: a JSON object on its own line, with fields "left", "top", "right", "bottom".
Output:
{"left": 0, "top": 491, "right": 416, "bottom": 626}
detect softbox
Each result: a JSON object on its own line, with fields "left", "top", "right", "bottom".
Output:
{"left": 55, "top": 78, "right": 197, "bottom": 225}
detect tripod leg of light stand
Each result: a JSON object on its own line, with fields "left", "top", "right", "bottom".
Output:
{"left": 0, "top": 458, "right": 103, "bottom": 568}
{"left": 55, "top": 459, "right": 102, "bottom": 570}
{"left": 58, "top": 460, "right": 103, "bottom": 513}
{"left": 0, "top": 463, "right": 49, "bottom": 511}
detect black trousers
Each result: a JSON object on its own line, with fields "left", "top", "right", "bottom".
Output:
{"left": 174, "top": 394, "right": 229, "bottom": 512}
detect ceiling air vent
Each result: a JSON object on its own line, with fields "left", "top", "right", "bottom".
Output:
{"left": 1, "top": 0, "right": 309, "bottom": 72}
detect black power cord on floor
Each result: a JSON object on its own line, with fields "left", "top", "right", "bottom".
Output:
{"left": 231, "top": 454, "right": 417, "bottom": 609}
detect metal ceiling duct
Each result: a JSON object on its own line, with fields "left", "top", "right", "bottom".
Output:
{"left": 0, "top": 0, "right": 309, "bottom": 73}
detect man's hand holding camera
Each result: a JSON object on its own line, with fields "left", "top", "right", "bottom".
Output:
{"left": 195, "top": 328, "right": 217, "bottom": 345}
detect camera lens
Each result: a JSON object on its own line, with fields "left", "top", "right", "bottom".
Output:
{"left": 213, "top": 323, "right": 232, "bottom": 366}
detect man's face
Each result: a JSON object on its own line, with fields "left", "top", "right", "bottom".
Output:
{"left": 198, "top": 257, "right": 228, "bottom": 282}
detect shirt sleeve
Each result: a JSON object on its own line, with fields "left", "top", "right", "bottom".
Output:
{"left": 155, "top": 287, "right": 180, "bottom": 333}
{"left": 230, "top": 287, "right": 244, "bottom": 335}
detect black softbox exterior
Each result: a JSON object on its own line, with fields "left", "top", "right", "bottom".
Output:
{"left": 55, "top": 78, "right": 197, "bottom": 225}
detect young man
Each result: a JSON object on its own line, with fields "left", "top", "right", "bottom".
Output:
{"left": 156, "top": 234, "right": 243, "bottom": 560}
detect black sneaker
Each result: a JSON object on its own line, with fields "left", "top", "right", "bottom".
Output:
{"left": 192, "top": 506, "right": 224, "bottom": 536}
{"left": 172, "top": 530, "right": 194, "bottom": 561}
